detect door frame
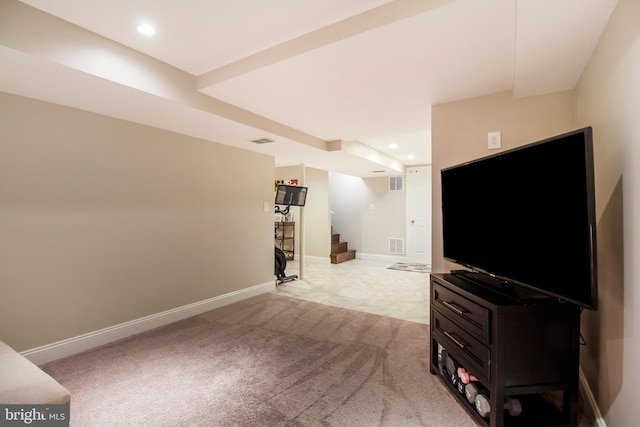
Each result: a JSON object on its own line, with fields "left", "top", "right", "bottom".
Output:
{"left": 405, "top": 166, "right": 432, "bottom": 265}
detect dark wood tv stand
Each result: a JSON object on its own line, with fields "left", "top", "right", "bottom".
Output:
{"left": 430, "top": 273, "right": 580, "bottom": 427}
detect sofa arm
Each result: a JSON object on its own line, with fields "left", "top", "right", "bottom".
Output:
{"left": 0, "top": 340, "right": 70, "bottom": 404}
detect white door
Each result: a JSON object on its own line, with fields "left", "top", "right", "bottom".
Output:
{"left": 406, "top": 166, "right": 432, "bottom": 265}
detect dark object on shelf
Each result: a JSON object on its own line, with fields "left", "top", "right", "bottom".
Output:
{"left": 475, "top": 395, "right": 522, "bottom": 418}
{"left": 441, "top": 127, "right": 597, "bottom": 310}
{"left": 275, "top": 221, "right": 295, "bottom": 261}
{"left": 466, "top": 382, "right": 488, "bottom": 405}
{"left": 274, "top": 247, "right": 297, "bottom": 285}
{"left": 430, "top": 273, "right": 580, "bottom": 427}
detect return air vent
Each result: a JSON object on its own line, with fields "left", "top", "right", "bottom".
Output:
{"left": 389, "top": 176, "right": 403, "bottom": 191}
{"left": 389, "top": 238, "right": 405, "bottom": 254}
{"left": 251, "top": 138, "right": 274, "bottom": 144}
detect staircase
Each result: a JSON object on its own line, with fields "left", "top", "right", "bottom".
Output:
{"left": 330, "top": 228, "right": 356, "bottom": 264}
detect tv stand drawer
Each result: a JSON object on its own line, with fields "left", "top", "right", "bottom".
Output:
{"left": 433, "top": 280, "right": 490, "bottom": 343}
{"left": 432, "top": 309, "right": 490, "bottom": 381}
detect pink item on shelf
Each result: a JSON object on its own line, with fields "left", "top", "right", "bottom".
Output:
{"left": 457, "top": 367, "right": 478, "bottom": 384}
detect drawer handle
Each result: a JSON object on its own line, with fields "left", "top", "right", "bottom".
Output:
{"left": 441, "top": 300, "right": 466, "bottom": 315}
{"left": 443, "top": 330, "right": 467, "bottom": 349}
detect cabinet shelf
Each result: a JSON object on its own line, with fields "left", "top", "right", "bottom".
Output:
{"left": 435, "top": 370, "right": 570, "bottom": 427}
{"left": 274, "top": 221, "right": 295, "bottom": 260}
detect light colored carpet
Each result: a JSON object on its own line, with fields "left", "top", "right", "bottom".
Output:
{"left": 276, "top": 259, "right": 430, "bottom": 324}
{"left": 42, "top": 293, "right": 474, "bottom": 427}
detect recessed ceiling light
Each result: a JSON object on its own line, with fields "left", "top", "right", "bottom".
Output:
{"left": 137, "top": 23, "right": 156, "bottom": 36}
{"left": 408, "top": 154, "right": 415, "bottom": 159}
{"left": 389, "top": 143, "right": 398, "bottom": 149}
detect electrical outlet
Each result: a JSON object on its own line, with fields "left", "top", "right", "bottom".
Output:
{"left": 488, "top": 131, "right": 501, "bottom": 149}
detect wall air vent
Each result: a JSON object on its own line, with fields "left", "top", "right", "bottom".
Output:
{"left": 389, "top": 238, "right": 405, "bottom": 254}
{"left": 389, "top": 176, "right": 403, "bottom": 191}
{"left": 371, "top": 170, "right": 386, "bottom": 173}
{"left": 251, "top": 138, "right": 274, "bottom": 144}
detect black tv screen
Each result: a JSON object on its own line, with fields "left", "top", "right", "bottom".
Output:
{"left": 441, "top": 127, "right": 598, "bottom": 310}
{"left": 275, "top": 184, "right": 308, "bottom": 207}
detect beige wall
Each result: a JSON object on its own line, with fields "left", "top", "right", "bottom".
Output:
{"left": 431, "top": 90, "right": 576, "bottom": 273}
{"left": 330, "top": 172, "right": 405, "bottom": 257}
{"left": 431, "top": 5, "right": 640, "bottom": 420}
{"left": 360, "top": 176, "right": 406, "bottom": 255}
{"left": 574, "top": 0, "right": 640, "bottom": 425}
{"left": 303, "top": 167, "right": 331, "bottom": 257}
{"left": 330, "top": 173, "right": 365, "bottom": 252}
{"left": 0, "top": 93, "right": 275, "bottom": 351}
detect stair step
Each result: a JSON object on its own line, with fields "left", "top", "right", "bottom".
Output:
{"left": 331, "top": 233, "right": 340, "bottom": 244}
{"left": 331, "top": 241, "right": 348, "bottom": 254}
{"left": 331, "top": 250, "right": 356, "bottom": 264}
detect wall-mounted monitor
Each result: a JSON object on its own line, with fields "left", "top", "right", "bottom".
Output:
{"left": 275, "top": 184, "right": 308, "bottom": 207}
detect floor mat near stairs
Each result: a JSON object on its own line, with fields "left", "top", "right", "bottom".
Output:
{"left": 387, "top": 262, "right": 431, "bottom": 273}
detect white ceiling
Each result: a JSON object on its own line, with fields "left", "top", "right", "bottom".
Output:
{"left": 2, "top": 0, "right": 617, "bottom": 177}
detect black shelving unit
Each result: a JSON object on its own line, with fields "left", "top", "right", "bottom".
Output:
{"left": 275, "top": 221, "right": 295, "bottom": 260}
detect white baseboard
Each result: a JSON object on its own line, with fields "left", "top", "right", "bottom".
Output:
{"left": 356, "top": 252, "right": 409, "bottom": 263}
{"left": 21, "top": 281, "right": 276, "bottom": 366}
{"left": 300, "top": 254, "right": 417, "bottom": 264}
{"left": 580, "top": 367, "right": 607, "bottom": 427}
{"left": 304, "top": 255, "right": 331, "bottom": 264}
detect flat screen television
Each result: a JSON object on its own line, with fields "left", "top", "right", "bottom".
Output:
{"left": 275, "top": 184, "right": 308, "bottom": 207}
{"left": 441, "top": 127, "right": 598, "bottom": 310}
